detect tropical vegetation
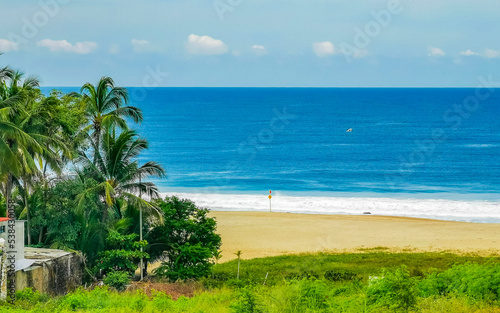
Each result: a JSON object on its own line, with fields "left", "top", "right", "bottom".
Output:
{"left": 3, "top": 251, "right": 500, "bottom": 312}
{"left": 0, "top": 58, "right": 220, "bottom": 284}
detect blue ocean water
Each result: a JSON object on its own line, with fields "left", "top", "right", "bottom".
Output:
{"left": 46, "top": 87, "right": 500, "bottom": 221}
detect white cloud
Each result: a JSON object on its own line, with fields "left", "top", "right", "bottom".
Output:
{"left": 484, "top": 48, "right": 500, "bottom": 59}
{"left": 131, "top": 39, "right": 149, "bottom": 46}
{"left": 109, "top": 44, "right": 120, "bottom": 54}
{"left": 252, "top": 45, "right": 267, "bottom": 56}
{"left": 131, "top": 39, "right": 153, "bottom": 53}
{"left": 313, "top": 41, "right": 336, "bottom": 57}
{"left": 459, "top": 49, "right": 478, "bottom": 56}
{"left": 37, "top": 39, "right": 97, "bottom": 54}
{"left": 186, "top": 34, "right": 228, "bottom": 55}
{"left": 0, "top": 39, "right": 19, "bottom": 52}
{"left": 428, "top": 47, "right": 446, "bottom": 57}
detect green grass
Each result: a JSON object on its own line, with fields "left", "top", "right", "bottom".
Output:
{"left": 2, "top": 251, "right": 500, "bottom": 313}
{"left": 205, "top": 251, "right": 500, "bottom": 287}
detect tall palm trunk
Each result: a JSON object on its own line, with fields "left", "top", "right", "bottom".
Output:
{"left": 38, "top": 227, "right": 43, "bottom": 245}
{"left": 93, "top": 125, "right": 101, "bottom": 165}
{"left": 23, "top": 179, "right": 30, "bottom": 246}
{"left": 4, "top": 175, "right": 11, "bottom": 218}
{"left": 41, "top": 163, "right": 48, "bottom": 245}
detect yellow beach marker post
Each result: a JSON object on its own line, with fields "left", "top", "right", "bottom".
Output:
{"left": 268, "top": 190, "right": 272, "bottom": 212}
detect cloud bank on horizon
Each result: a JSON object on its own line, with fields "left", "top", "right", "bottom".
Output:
{"left": 1, "top": 0, "right": 499, "bottom": 87}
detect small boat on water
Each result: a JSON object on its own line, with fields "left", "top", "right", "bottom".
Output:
{"left": 346, "top": 128, "right": 353, "bottom": 132}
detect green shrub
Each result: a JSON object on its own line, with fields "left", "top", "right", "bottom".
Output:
{"left": 226, "top": 278, "right": 248, "bottom": 288}
{"left": 103, "top": 271, "right": 131, "bottom": 291}
{"left": 262, "top": 278, "right": 331, "bottom": 312}
{"left": 151, "top": 291, "right": 175, "bottom": 310}
{"left": 231, "top": 286, "right": 263, "bottom": 313}
{"left": 15, "top": 288, "right": 49, "bottom": 303}
{"left": 59, "top": 287, "right": 113, "bottom": 310}
{"left": 419, "top": 262, "right": 500, "bottom": 301}
{"left": 296, "top": 278, "right": 329, "bottom": 311}
{"left": 130, "top": 290, "right": 148, "bottom": 311}
{"left": 60, "top": 287, "right": 90, "bottom": 310}
{"left": 367, "top": 265, "right": 418, "bottom": 312}
{"left": 324, "top": 269, "right": 357, "bottom": 282}
{"left": 154, "top": 242, "right": 213, "bottom": 281}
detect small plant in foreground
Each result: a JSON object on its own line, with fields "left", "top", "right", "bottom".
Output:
{"left": 367, "top": 265, "right": 418, "bottom": 312}
{"left": 15, "top": 288, "right": 49, "bottom": 303}
{"left": 103, "top": 271, "right": 131, "bottom": 291}
{"left": 231, "top": 286, "right": 263, "bottom": 313}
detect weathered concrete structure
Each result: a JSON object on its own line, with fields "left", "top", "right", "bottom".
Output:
{"left": 0, "top": 219, "right": 83, "bottom": 297}
{"left": 15, "top": 248, "right": 82, "bottom": 295}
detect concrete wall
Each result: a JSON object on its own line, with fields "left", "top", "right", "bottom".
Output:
{"left": 15, "top": 252, "right": 82, "bottom": 295}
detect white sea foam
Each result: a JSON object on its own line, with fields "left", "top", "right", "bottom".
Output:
{"left": 159, "top": 192, "right": 500, "bottom": 223}
{"left": 462, "top": 144, "right": 500, "bottom": 148}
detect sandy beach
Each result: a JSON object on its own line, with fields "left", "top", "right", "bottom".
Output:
{"left": 210, "top": 211, "right": 500, "bottom": 262}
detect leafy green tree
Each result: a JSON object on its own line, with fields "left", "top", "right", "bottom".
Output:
{"left": 95, "top": 230, "right": 148, "bottom": 276}
{"left": 149, "top": 196, "right": 221, "bottom": 280}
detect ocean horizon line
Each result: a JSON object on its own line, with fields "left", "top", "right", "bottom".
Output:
{"left": 41, "top": 86, "right": 500, "bottom": 89}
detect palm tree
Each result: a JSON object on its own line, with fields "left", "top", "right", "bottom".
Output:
{"left": 0, "top": 70, "right": 43, "bottom": 218}
{"left": 0, "top": 70, "right": 69, "bottom": 246}
{"left": 0, "top": 120, "right": 43, "bottom": 216}
{"left": 15, "top": 117, "right": 70, "bottom": 245}
{"left": 78, "top": 77, "right": 143, "bottom": 162}
{"left": 0, "top": 53, "right": 13, "bottom": 83}
{"left": 214, "top": 250, "right": 223, "bottom": 265}
{"left": 235, "top": 250, "right": 242, "bottom": 280}
{"left": 0, "top": 67, "right": 13, "bottom": 84}
{"left": 77, "top": 128, "right": 165, "bottom": 222}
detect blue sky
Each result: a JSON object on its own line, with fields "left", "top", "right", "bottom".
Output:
{"left": 1, "top": 0, "right": 500, "bottom": 87}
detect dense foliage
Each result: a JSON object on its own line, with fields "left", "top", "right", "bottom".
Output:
{"left": 3, "top": 252, "right": 500, "bottom": 312}
{"left": 0, "top": 59, "right": 220, "bottom": 283}
{"left": 367, "top": 265, "right": 419, "bottom": 312}
{"left": 148, "top": 196, "right": 222, "bottom": 280}
{"left": 95, "top": 231, "right": 149, "bottom": 276}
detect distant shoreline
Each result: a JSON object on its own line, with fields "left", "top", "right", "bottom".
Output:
{"left": 160, "top": 191, "right": 500, "bottom": 224}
